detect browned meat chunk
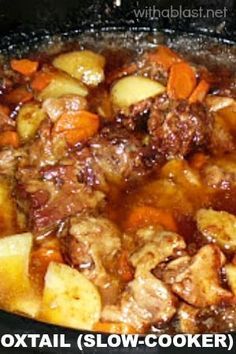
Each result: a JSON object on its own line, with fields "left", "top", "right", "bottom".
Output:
{"left": 17, "top": 165, "right": 104, "bottom": 234}
{"left": 196, "top": 208, "right": 236, "bottom": 252}
{"left": 162, "top": 256, "right": 191, "bottom": 285}
{"left": 90, "top": 126, "right": 154, "bottom": 182}
{"left": 178, "top": 302, "right": 236, "bottom": 334}
{"left": 203, "top": 165, "right": 235, "bottom": 190}
{"left": 61, "top": 215, "right": 122, "bottom": 304}
{"left": 101, "top": 226, "right": 185, "bottom": 330}
{"left": 63, "top": 215, "right": 121, "bottom": 273}
{"left": 0, "top": 148, "right": 19, "bottom": 176}
{"left": 116, "top": 98, "right": 153, "bottom": 132}
{"left": 26, "top": 122, "right": 58, "bottom": 167}
{"left": 197, "top": 305, "right": 236, "bottom": 333}
{"left": 76, "top": 126, "right": 157, "bottom": 190}
{"left": 163, "top": 244, "right": 233, "bottom": 307}
{"left": 130, "top": 226, "right": 186, "bottom": 275}
{"left": 15, "top": 116, "right": 105, "bottom": 234}
{"left": 148, "top": 95, "right": 213, "bottom": 158}
{"left": 209, "top": 114, "right": 235, "bottom": 154}
{"left": 177, "top": 303, "right": 200, "bottom": 334}
{"left": 33, "top": 184, "right": 103, "bottom": 233}
{"left": 23, "top": 119, "right": 68, "bottom": 169}
{"left": 201, "top": 155, "right": 236, "bottom": 190}
{"left": 102, "top": 273, "right": 177, "bottom": 331}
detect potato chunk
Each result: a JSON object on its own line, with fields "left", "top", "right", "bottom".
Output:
{"left": 206, "top": 95, "right": 235, "bottom": 112}
{"left": 225, "top": 264, "right": 236, "bottom": 295}
{"left": 53, "top": 50, "right": 105, "bottom": 86}
{"left": 218, "top": 103, "right": 236, "bottom": 134}
{"left": 111, "top": 75, "right": 165, "bottom": 111}
{"left": 17, "top": 103, "right": 46, "bottom": 142}
{"left": 0, "top": 233, "right": 33, "bottom": 309}
{"left": 196, "top": 208, "right": 236, "bottom": 251}
{"left": 0, "top": 178, "right": 17, "bottom": 236}
{"left": 38, "top": 73, "right": 88, "bottom": 100}
{"left": 12, "top": 290, "right": 41, "bottom": 318}
{"left": 39, "top": 262, "right": 101, "bottom": 330}
{"left": 0, "top": 232, "right": 40, "bottom": 318}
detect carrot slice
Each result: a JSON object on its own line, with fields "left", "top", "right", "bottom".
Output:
{"left": 117, "top": 251, "right": 134, "bottom": 282}
{"left": 11, "top": 59, "right": 39, "bottom": 76}
{"left": 5, "top": 87, "right": 33, "bottom": 104}
{"left": 93, "top": 322, "right": 137, "bottom": 334}
{"left": 32, "top": 247, "right": 63, "bottom": 272}
{"left": 31, "top": 239, "right": 63, "bottom": 283}
{"left": 233, "top": 255, "right": 236, "bottom": 266}
{"left": 0, "top": 104, "right": 10, "bottom": 116}
{"left": 31, "top": 71, "right": 54, "bottom": 91}
{"left": 125, "top": 205, "right": 177, "bottom": 232}
{"left": 189, "top": 153, "right": 208, "bottom": 170}
{"left": 189, "top": 79, "right": 210, "bottom": 104}
{"left": 54, "top": 110, "right": 99, "bottom": 146}
{"left": 0, "top": 131, "right": 20, "bottom": 148}
{"left": 147, "top": 45, "right": 182, "bottom": 71}
{"left": 167, "top": 62, "right": 197, "bottom": 100}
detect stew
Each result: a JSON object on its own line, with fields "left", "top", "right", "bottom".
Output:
{"left": 0, "top": 33, "right": 236, "bottom": 334}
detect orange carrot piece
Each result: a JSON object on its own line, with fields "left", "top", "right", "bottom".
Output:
{"left": 31, "top": 239, "right": 63, "bottom": 277}
{"left": 189, "top": 153, "right": 208, "bottom": 170}
{"left": 0, "top": 131, "right": 19, "bottom": 148}
{"left": 11, "top": 59, "right": 39, "bottom": 76}
{"left": 5, "top": 87, "right": 33, "bottom": 104}
{"left": 233, "top": 255, "right": 236, "bottom": 265}
{"left": 147, "top": 45, "right": 182, "bottom": 71}
{"left": 0, "top": 104, "right": 10, "bottom": 116}
{"left": 167, "top": 62, "right": 197, "bottom": 100}
{"left": 125, "top": 205, "right": 177, "bottom": 232}
{"left": 54, "top": 110, "right": 100, "bottom": 146}
{"left": 189, "top": 80, "right": 210, "bottom": 104}
{"left": 93, "top": 322, "right": 137, "bottom": 334}
{"left": 31, "top": 71, "right": 54, "bottom": 91}
{"left": 117, "top": 251, "right": 134, "bottom": 282}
